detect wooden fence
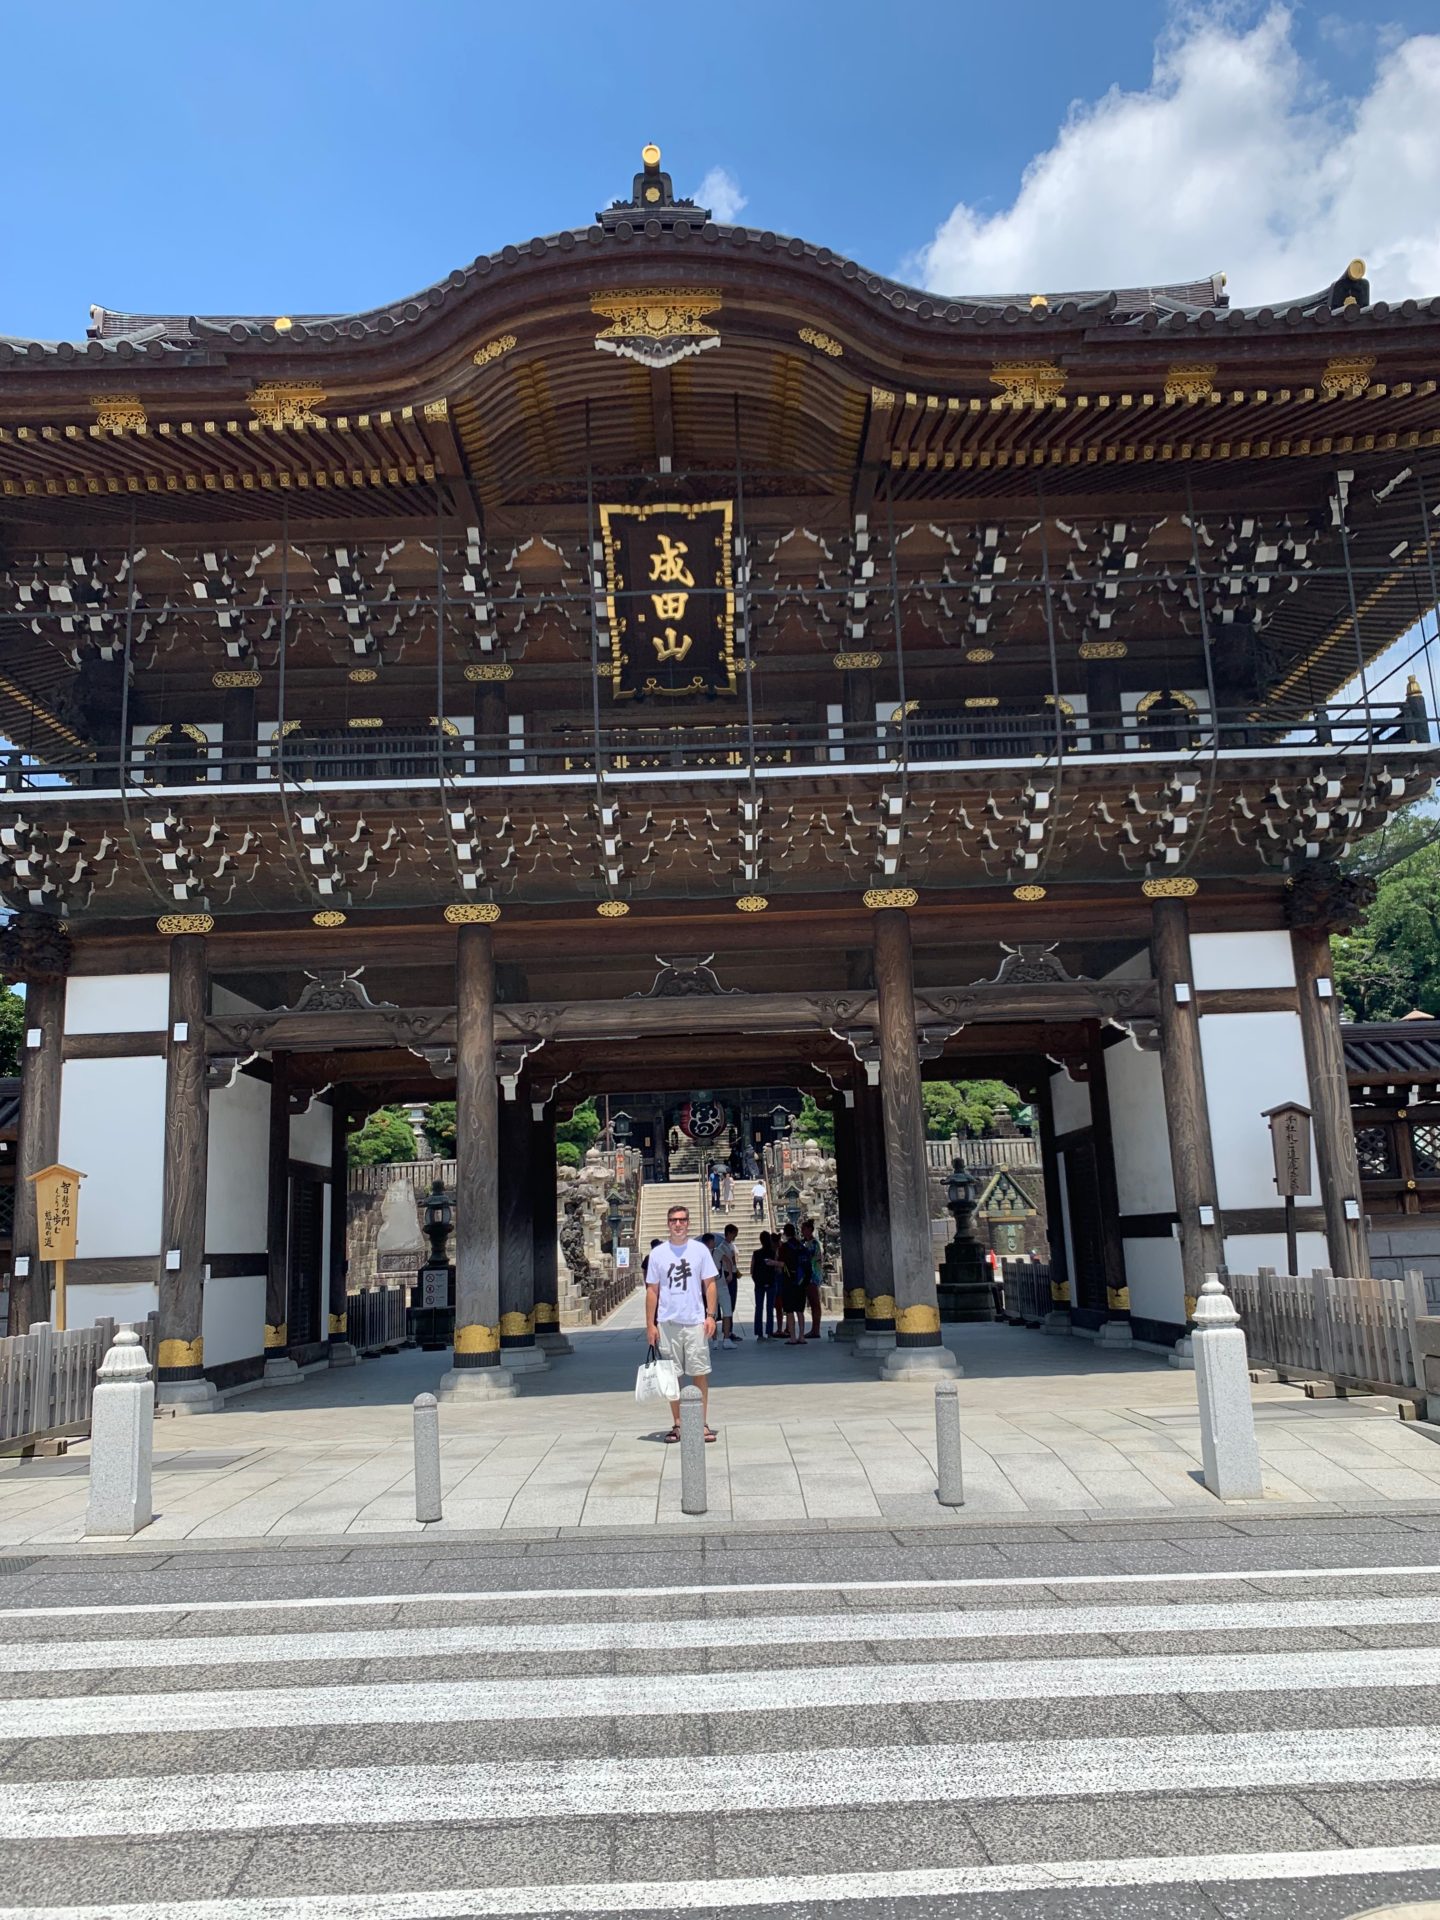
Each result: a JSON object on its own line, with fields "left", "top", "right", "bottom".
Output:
{"left": 345, "top": 1287, "right": 408, "bottom": 1355}
{"left": 1226, "top": 1266, "right": 1427, "bottom": 1397}
{"left": 0, "top": 1314, "right": 158, "bottom": 1452}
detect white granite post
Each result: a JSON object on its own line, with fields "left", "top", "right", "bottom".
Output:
{"left": 679, "top": 1383, "right": 707, "bottom": 1515}
{"left": 1191, "top": 1274, "right": 1263, "bottom": 1501}
{"left": 85, "top": 1329, "right": 155, "bottom": 1538}
{"left": 413, "top": 1392, "right": 441, "bottom": 1523}
{"left": 935, "top": 1378, "right": 964, "bottom": 1508}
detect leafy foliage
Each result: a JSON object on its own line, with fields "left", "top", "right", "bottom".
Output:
{"left": 557, "top": 1097, "right": 601, "bottom": 1155}
{"left": 0, "top": 981, "right": 24, "bottom": 1077}
{"left": 347, "top": 1106, "right": 417, "bottom": 1167}
{"left": 422, "top": 1101, "right": 456, "bottom": 1157}
{"left": 923, "top": 1080, "right": 1026, "bottom": 1140}
{"left": 793, "top": 1092, "right": 835, "bottom": 1153}
{"left": 556, "top": 1140, "right": 582, "bottom": 1168}
{"left": 1334, "top": 829, "right": 1440, "bottom": 1021}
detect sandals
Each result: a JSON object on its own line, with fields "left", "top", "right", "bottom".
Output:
{"left": 664, "top": 1423, "right": 719, "bottom": 1443}
{"left": 704, "top": 1426, "right": 718, "bottom": 1443}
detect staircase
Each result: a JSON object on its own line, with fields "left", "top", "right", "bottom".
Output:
{"left": 634, "top": 1177, "right": 772, "bottom": 1290}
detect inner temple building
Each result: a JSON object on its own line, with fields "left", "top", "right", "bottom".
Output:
{"left": 0, "top": 146, "right": 1436, "bottom": 1402}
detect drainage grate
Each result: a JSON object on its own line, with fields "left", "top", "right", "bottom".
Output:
{"left": 0, "top": 1557, "right": 38, "bottom": 1577}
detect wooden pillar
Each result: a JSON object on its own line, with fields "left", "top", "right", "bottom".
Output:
{"left": 220, "top": 683, "right": 258, "bottom": 783}
{"left": 1033, "top": 1073, "right": 1072, "bottom": 1322}
{"left": 446, "top": 924, "right": 508, "bottom": 1390}
{"left": 1085, "top": 1023, "right": 1131, "bottom": 1342}
{"left": 873, "top": 908, "right": 951, "bottom": 1373}
{"left": 832, "top": 1096, "right": 867, "bottom": 1339}
{"left": 839, "top": 665, "right": 874, "bottom": 760}
{"left": 11, "top": 973, "right": 63, "bottom": 1333}
{"left": 1084, "top": 656, "right": 1123, "bottom": 753}
{"left": 852, "top": 1082, "right": 894, "bottom": 1349}
{"left": 1292, "top": 924, "right": 1368, "bottom": 1275}
{"left": 1152, "top": 901, "right": 1224, "bottom": 1316}
{"left": 264, "top": 1056, "right": 291, "bottom": 1361}
{"left": 530, "top": 1099, "right": 569, "bottom": 1354}
{"left": 327, "top": 1088, "right": 356, "bottom": 1362}
{"left": 157, "top": 934, "right": 215, "bottom": 1405}
{"left": 473, "top": 677, "right": 508, "bottom": 774}
{"left": 497, "top": 1079, "right": 545, "bottom": 1372}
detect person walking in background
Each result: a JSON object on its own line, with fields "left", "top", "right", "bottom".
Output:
{"left": 751, "top": 1178, "right": 766, "bottom": 1220}
{"left": 751, "top": 1231, "right": 779, "bottom": 1340}
{"left": 700, "top": 1233, "right": 719, "bottom": 1341}
{"left": 720, "top": 1166, "right": 735, "bottom": 1211}
{"left": 778, "top": 1223, "right": 807, "bottom": 1345}
{"left": 709, "top": 1163, "right": 721, "bottom": 1209}
{"left": 800, "top": 1217, "right": 823, "bottom": 1339}
{"left": 717, "top": 1222, "right": 742, "bottom": 1346}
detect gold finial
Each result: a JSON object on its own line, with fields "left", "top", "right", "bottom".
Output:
{"left": 1029, "top": 294, "right": 1049, "bottom": 310}
{"left": 274, "top": 316, "right": 293, "bottom": 333}
{"left": 1349, "top": 257, "right": 1366, "bottom": 281}
{"left": 641, "top": 143, "right": 661, "bottom": 172}
{"left": 1407, "top": 674, "right": 1423, "bottom": 697}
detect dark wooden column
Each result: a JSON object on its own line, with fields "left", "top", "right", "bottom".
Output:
{"left": 157, "top": 934, "right": 210, "bottom": 1390}
{"left": 220, "top": 681, "right": 258, "bottom": 783}
{"left": 1033, "top": 1072, "right": 1072, "bottom": 1323}
{"left": 265, "top": 1055, "right": 291, "bottom": 1356}
{"left": 497, "top": 1078, "right": 544, "bottom": 1370}
{"left": 832, "top": 1095, "right": 867, "bottom": 1339}
{"left": 1152, "top": 901, "right": 1224, "bottom": 1313}
{"left": 1084, "top": 656, "right": 1124, "bottom": 753}
{"left": 852, "top": 1082, "right": 894, "bottom": 1346}
{"left": 473, "top": 675, "right": 509, "bottom": 774}
{"left": 530, "top": 1099, "right": 569, "bottom": 1353}
{"left": 839, "top": 665, "right": 874, "bottom": 760}
{"left": 11, "top": 973, "right": 63, "bottom": 1333}
{"left": 1085, "top": 1023, "right": 1131, "bottom": 1339}
{"left": 1292, "top": 924, "right": 1368, "bottom": 1275}
{"left": 873, "top": 908, "right": 943, "bottom": 1352}
{"left": 327, "top": 1088, "right": 355, "bottom": 1359}
{"left": 450, "top": 924, "right": 503, "bottom": 1373}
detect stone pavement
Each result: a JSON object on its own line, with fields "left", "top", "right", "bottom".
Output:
{"left": 6, "top": 1290, "right": 1440, "bottom": 1544}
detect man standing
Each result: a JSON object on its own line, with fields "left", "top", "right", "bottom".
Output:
{"left": 645, "top": 1202, "right": 719, "bottom": 1443}
{"left": 717, "top": 1221, "right": 742, "bottom": 1346}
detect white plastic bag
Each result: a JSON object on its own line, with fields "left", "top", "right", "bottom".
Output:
{"left": 635, "top": 1345, "right": 680, "bottom": 1404}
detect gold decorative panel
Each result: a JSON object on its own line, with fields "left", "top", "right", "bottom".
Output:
{"left": 472, "top": 334, "right": 517, "bottom": 368}
{"left": 312, "top": 910, "right": 348, "bottom": 927}
{"left": 156, "top": 913, "right": 214, "bottom": 935}
{"left": 464, "top": 662, "right": 515, "bottom": 682}
{"left": 444, "top": 903, "right": 501, "bottom": 924}
{"left": 798, "top": 327, "right": 843, "bottom": 358}
{"left": 863, "top": 887, "right": 918, "bottom": 909}
{"left": 249, "top": 382, "right": 328, "bottom": 427}
{"left": 1163, "top": 363, "right": 1217, "bottom": 404}
{"left": 1013, "top": 885, "right": 1047, "bottom": 902}
{"left": 735, "top": 895, "right": 768, "bottom": 912}
{"left": 990, "top": 361, "right": 1066, "bottom": 405}
{"left": 592, "top": 290, "right": 720, "bottom": 341}
{"left": 212, "top": 670, "right": 261, "bottom": 689}
{"left": 1321, "top": 354, "right": 1375, "bottom": 398}
{"left": 596, "top": 900, "right": 630, "bottom": 917}
{"left": 347, "top": 667, "right": 378, "bottom": 684}
{"left": 1141, "top": 876, "right": 1200, "bottom": 898}
{"left": 91, "top": 393, "right": 147, "bottom": 432}
{"left": 1079, "top": 639, "right": 1128, "bottom": 660}
{"left": 834, "top": 651, "right": 882, "bottom": 670}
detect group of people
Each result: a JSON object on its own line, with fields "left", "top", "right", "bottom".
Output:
{"left": 706, "top": 1160, "right": 768, "bottom": 1221}
{"left": 641, "top": 1203, "right": 825, "bottom": 1444}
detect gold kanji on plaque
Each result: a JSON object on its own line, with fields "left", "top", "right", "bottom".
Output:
{"left": 599, "top": 501, "right": 736, "bottom": 700}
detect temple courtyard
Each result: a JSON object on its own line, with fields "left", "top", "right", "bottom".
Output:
{"left": 7, "top": 1298, "right": 1440, "bottom": 1546}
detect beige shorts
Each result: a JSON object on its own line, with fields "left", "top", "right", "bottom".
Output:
{"left": 657, "top": 1320, "right": 712, "bottom": 1379}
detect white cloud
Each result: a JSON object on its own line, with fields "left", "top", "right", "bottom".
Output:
{"left": 912, "top": 7, "right": 1440, "bottom": 305}
{"left": 696, "top": 166, "right": 747, "bottom": 226}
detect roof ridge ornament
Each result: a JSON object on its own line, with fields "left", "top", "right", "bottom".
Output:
{"left": 599, "top": 142, "right": 712, "bottom": 232}
{"left": 591, "top": 288, "right": 722, "bottom": 370}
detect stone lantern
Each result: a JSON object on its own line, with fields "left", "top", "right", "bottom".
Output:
{"left": 936, "top": 1159, "right": 996, "bottom": 1323}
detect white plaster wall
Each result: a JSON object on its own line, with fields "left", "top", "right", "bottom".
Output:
{"left": 1050, "top": 1069, "right": 1091, "bottom": 1135}
{"left": 1223, "top": 1231, "right": 1329, "bottom": 1279}
{"left": 58, "top": 1058, "right": 165, "bottom": 1256}
{"left": 206, "top": 1073, "right": 270, "bottom": 1254}
{"left": 290, "top": 1099, "right": 334, "bottom": 1166}
{"left": 1106, "top": 1041, "right": 1176, "bottom": 1215}
{"left": 65, "top": 975, "right": 168, "bottom": 1035}
{"left": 64, "top": 1281, "right": 159, "bottom": 1331}
{"left": 1121, "top": 1236, "right": 1185, "bottom": 1328}
{"left": 1192, "top": 931, "right": 1296, "bottom": 991}
{"left": 202, "top": 1272, "right": 264, "bottom": 1368}
{"left": 1200, "top": 1011, "right": 1318, "bottom": 1210}
{"left": 211, "top": 984, "right": 266, "bottom": 1018}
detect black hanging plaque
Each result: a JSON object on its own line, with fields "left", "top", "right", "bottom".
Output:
{"left": 600, "top": 500, "right": 736, "bottom": 700}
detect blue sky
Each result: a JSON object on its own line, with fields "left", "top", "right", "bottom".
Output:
{"left": 3, "top": 1, "right": 1437, "bottom": 340}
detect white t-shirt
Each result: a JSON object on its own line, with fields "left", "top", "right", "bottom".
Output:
{"left": 647, "top": 1238, "right": 719, "bottom": 1325}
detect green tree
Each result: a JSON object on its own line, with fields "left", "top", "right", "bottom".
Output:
{"left": 922, "top": 1079, "right": 1026, "bottom": 1140}
{"left": 557, "top": 1097, "right": 601, "bottom": 1155}
{"left": 793, "top": 1092, "right": 835, "bottom": 1154}
{"left": 1331, "top": 932, "right": 1415, "bottom": 1023}
{"left": 422, "top": 1101, "right": 456, "bottom": 1157}
{"left": 556, "top": 1140, "right": 582, "bottom": 1169}
{"left": 347, "top": 1106, "right": 417, "bottom": 1167}
{"left": 1333, "top": 826, "right": 1440, "bottom": 1021}
{"left": 0, "top": 981, "right": 24, "bottom": 1077}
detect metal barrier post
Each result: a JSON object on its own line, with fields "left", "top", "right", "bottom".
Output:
{"left": 413, "top": 1392, "right": 442, "bottom": 1523}
{"left": 935, "top": 1378, "right": 965, "bottom": 1507}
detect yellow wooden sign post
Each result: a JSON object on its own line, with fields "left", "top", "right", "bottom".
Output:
{"left": 26, "top": 1162, "right": 84, "bottom": 1332}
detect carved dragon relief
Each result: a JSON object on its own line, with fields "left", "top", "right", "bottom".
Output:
{"left": 628, "top": 953, "right": 741, "bottom": 999}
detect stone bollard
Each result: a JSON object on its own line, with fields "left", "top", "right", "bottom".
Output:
{"left": 1191, "top": 1274, "right": 1263, "bottom": 1501}
{"left": 85, "top": 1329, "right": 155, "bottom": 1538}
{"left": 935, "top": 1378, "right": 965, "bottom": 1508}
{"left": 679, "top": 1383, "right": 707, "bottom": 1515}
{"left": 413, "top": 1392, "right": 442, "bottom": 1523}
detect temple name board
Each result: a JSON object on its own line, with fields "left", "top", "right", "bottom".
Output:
{"left": 601, "top": 500, "right": 736, "bottom": 699}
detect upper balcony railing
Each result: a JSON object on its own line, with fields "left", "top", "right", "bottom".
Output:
{"left": 0, "top": 699, "right": 1431, "bottom": 796}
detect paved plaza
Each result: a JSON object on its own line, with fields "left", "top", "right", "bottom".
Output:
{"left": 7, "top": 1294, "right": 1440, "bottom": 1545}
